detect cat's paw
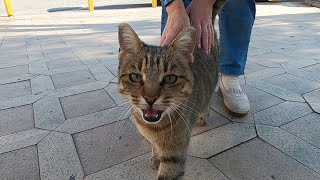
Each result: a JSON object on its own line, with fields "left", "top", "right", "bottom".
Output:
{"left": 196, "top": 110, "right": 209, "bottom": 127}
{"left": 196, "top": 117, "right": 207, "bottom": 126}
{"left": 150, "top": 157, "right": 160, "bottom": 170}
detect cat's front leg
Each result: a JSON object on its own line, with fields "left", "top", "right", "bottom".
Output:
{"left": 150, "top": 146, "right": 160, "bottom": 170}
{"left": 157, "top": 154, "right": 186, "bottom": 180}
{"left": 196, "top": 106, "right": 209, "bottom": 127}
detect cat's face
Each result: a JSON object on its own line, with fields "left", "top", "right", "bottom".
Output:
{"left": 118, "top": 23, "right": 196, "bottom": 124}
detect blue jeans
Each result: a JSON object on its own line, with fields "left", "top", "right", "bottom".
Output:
{"left": 161, "top": 0, "right": 256, "bottom": 76}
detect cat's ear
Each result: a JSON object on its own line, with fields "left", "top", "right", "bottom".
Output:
{"left": 169, "top": 26, "right": 196, "bottom": 62}
{"left": 118, "top": 23, "right": 143, "bottom": 53}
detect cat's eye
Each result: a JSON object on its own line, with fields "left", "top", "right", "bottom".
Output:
{"left": 163, "top": 74, "right": 177, "bottom": 84}
{"left": 129, "top": 73, "right": 142, "bottom": 83}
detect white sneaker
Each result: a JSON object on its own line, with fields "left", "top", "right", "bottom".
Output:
{"left": 219, "top": 74, "right": 250, "bottom": 116}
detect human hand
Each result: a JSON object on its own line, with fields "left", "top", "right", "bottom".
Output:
{"left": 186, "top": 0, "right": 216, "bottom": 55}
{"left": 160, "top": 0, "right": 190, "bottom": 47}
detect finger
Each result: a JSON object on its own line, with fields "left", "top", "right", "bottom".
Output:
{"left": 208, "top": 24, "right": 213, "bottom": 54}
{"left": 195, "top": 24, "right": 202, "bottom": 49}
{"left": 201, "top": 23, "right": 209, "bottom": 54}
{"left": 160, "top": 26, "right": 168, "bottom": 45}
{"left": 160, "top": 34, "right": 166, "bottom": 46}
{"left": 161, "top": 33, "right": 176, "bottom": 47}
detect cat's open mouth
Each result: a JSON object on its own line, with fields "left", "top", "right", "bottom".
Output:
{"left": 142, "top": 107, "right": 163, "bottom": 123}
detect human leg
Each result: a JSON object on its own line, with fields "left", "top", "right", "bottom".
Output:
{"left": 218, "top": 0, "right": 256, "bottom": 116}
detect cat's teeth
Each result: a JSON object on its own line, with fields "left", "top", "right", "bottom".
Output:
{"left": 145, "top": 107, "right": 159, "bottom": 118}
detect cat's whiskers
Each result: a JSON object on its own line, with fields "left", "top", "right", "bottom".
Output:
{"left": 166, "top": 108, "right": 174, "bottom": 140}
{"left": 174, "top": 97, "right": 200, "bottom": 109}
{"left": 172, "top": 100, "right": 200, "bottom": 117}
{"left": 170, "top": 104, "right": 191, "bottom": 135}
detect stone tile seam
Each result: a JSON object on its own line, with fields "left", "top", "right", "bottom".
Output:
{"left": 45, "top": 81, "right": 110, "bottom": 98}
{"left": 257, "top": 135, "right": 320, "bottom": 176}
{"left": 0, "top": 93, "right": 47, "bottom": 110}
{"left": 246, "top": 82, "right": 305, "bottom": 103}
{"left": 285, "top": 70, "right": 320, "bottom": 82}
{"left": 70, "top": 132, "right": 86, "bottom": 177}
{"left": 279, "top": 126, "right": 320, "bottom": 150}
{"left": 0, "top": 73, "right": 40, "bottom": 86}
{"left": 256, "top": 124, "right": 320, "bottom": 151}
{"left": 189, "top": 135, "right": 257, "bottom": 160}
{"left": 192, "top": 121, "right": 232, "bottom": 137}
{"left": 0, "top": 144, "right": 36, "bottom": 156}
{"left": 278, "top": 112, "right": 315, "bottom": 128}
{"left": 83, "top": 151, "right": 151, "bottom": 178}
{"left": 249, "top": 99, "right": 285, "bottom": 115}
{"left": 207, "top": 156, "right": 233, "bottom": 180}
{"left": 248, "top": 70, "right": 287, "bottom": 81}
{"left": 55, "top": 110, "right": 129, "bottom": 135}
{"left": 253, "top": 111, "right": 314, "bottom": 127}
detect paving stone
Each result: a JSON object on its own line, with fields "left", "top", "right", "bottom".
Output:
{"left": 0, "top": 73, "right": 37, "bottom": 85}
{"left": 242, "top": 85, "right": 284, "bottom": 113}
{"left": 303, "top": 89, "right": 320, "bottom": 113}
{"left": 0, "top": 80, "right": 31, "bottom": 101}
{"left": 251, "top": 52, "right": 297, "bottom": 64}
{"left": 73, "top": 120, "right": 150, "bottom": 175}
{"left": 111, "top": 77, "right": 119, "bottom": 84}
{"left": 38, "top": 132, "right": 84, "bottom": 180}
{"left": 56, "top": 106, "right": 131, "bottom": 134}
{"left": 248, "top": 57, "right": 282, "bottom": 68}
{"left": 46, "top": 57, "right": 83, "bottom": 70}
{"left": 51, "top": 69, "right": 96, "bottom": 89}
{"left": 245, "top": 67, "right": 285, "bottom": 80}
{"left": 42, "top": 64, "right": 92, "bottom": 76}
{"left": 106, "top": 64, "right": 119, "bottom": 76}
{"left": 89, "top": 65, "right": 115, "bottom": 82}
{"left": 0, "top": 59, "right": 33, "bottom": 69}
{"left": 209, "top": 138, "right": 320, "bottom": 180}
{"left": 85, "top": 153, "right": 228, "bottom": 180}
{"left": 45, "top": 51, "right": 78, "bottom": 61}
{"left": 254, "top": 101, "right": 313, "bottom": 126}
{"left": 78, "top": 53, "right": 100, "bottom": 65}
{"left": 30, "top": 75, "right": 55, "bottom": 95}
{"left": 188, "top": 123, "right": 256, "bottom": 158}
{"left": 0, "top": 146, "right": 40, "bottom": 180}
{"left": 34, "top": 96, "right": 65, "bottom": 130}
{"left": 302, "top": 63, "right": 320, "bottom": 72}
{"left": 281, "top": 58, "right": 318, "bottom": 70}
{"left": 284, "top": 67, "right": 320, "bottom": 82}
{"left": 192, "top": 109, "right": 230, "bottom": 136}
{"left": 60, "top": 89, "right": 116, "bottom": 119}
{"left": 28, "top": 51, "right": 44, "bottom": 61}
{"left": 257, "top": 125, "right": 320, "bottom": 174}
{"left": 264, "top": 73, "right": 320, "bottom": 94}
{"left": 247, "top": 80, "right": 305, "bottom": 102}
{"left": 47, "top": 81, "right": 108, "bottom": 98}
{"left": 29, "top": 60, "right": 49, "bottom": 74}
{"left": 0, "top": 104, "right": 34, "bottom": 137}
{"left": 104, "top": 83, "right": 127, "bottom": 106}
{"left": 0, "top": 128, "right": 50, "bottom": 154}
{"left": 282, "top": 113, "right": 320, "bottom": 148}
{"left": 244, "top": 61, "right": 266, "bottom": 74}
{"left": 0, "top": 65, "right": 29, "bottom": 79}
{"left": 0, "top": 93, "right": 45, "bottom": 110}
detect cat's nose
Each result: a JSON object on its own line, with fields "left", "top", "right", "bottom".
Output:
{"left": 144, "top": 95, "right": 158, "bottom": 106}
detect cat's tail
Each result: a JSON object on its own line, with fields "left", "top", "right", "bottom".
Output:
{"left": 212, "top": 0, "right": 228, "bottom": 20}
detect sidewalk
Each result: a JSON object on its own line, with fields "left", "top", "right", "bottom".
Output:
{"left": 0, "top": 1, "right": 320, "bottom": 179}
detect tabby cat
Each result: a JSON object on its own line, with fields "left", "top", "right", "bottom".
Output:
{"left": 118, "top": 1, "right": 227, "bottom": 179}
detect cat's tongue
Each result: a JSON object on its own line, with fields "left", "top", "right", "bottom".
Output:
{"left": 145, "top": 107, "right": 158, "bottom": 117}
